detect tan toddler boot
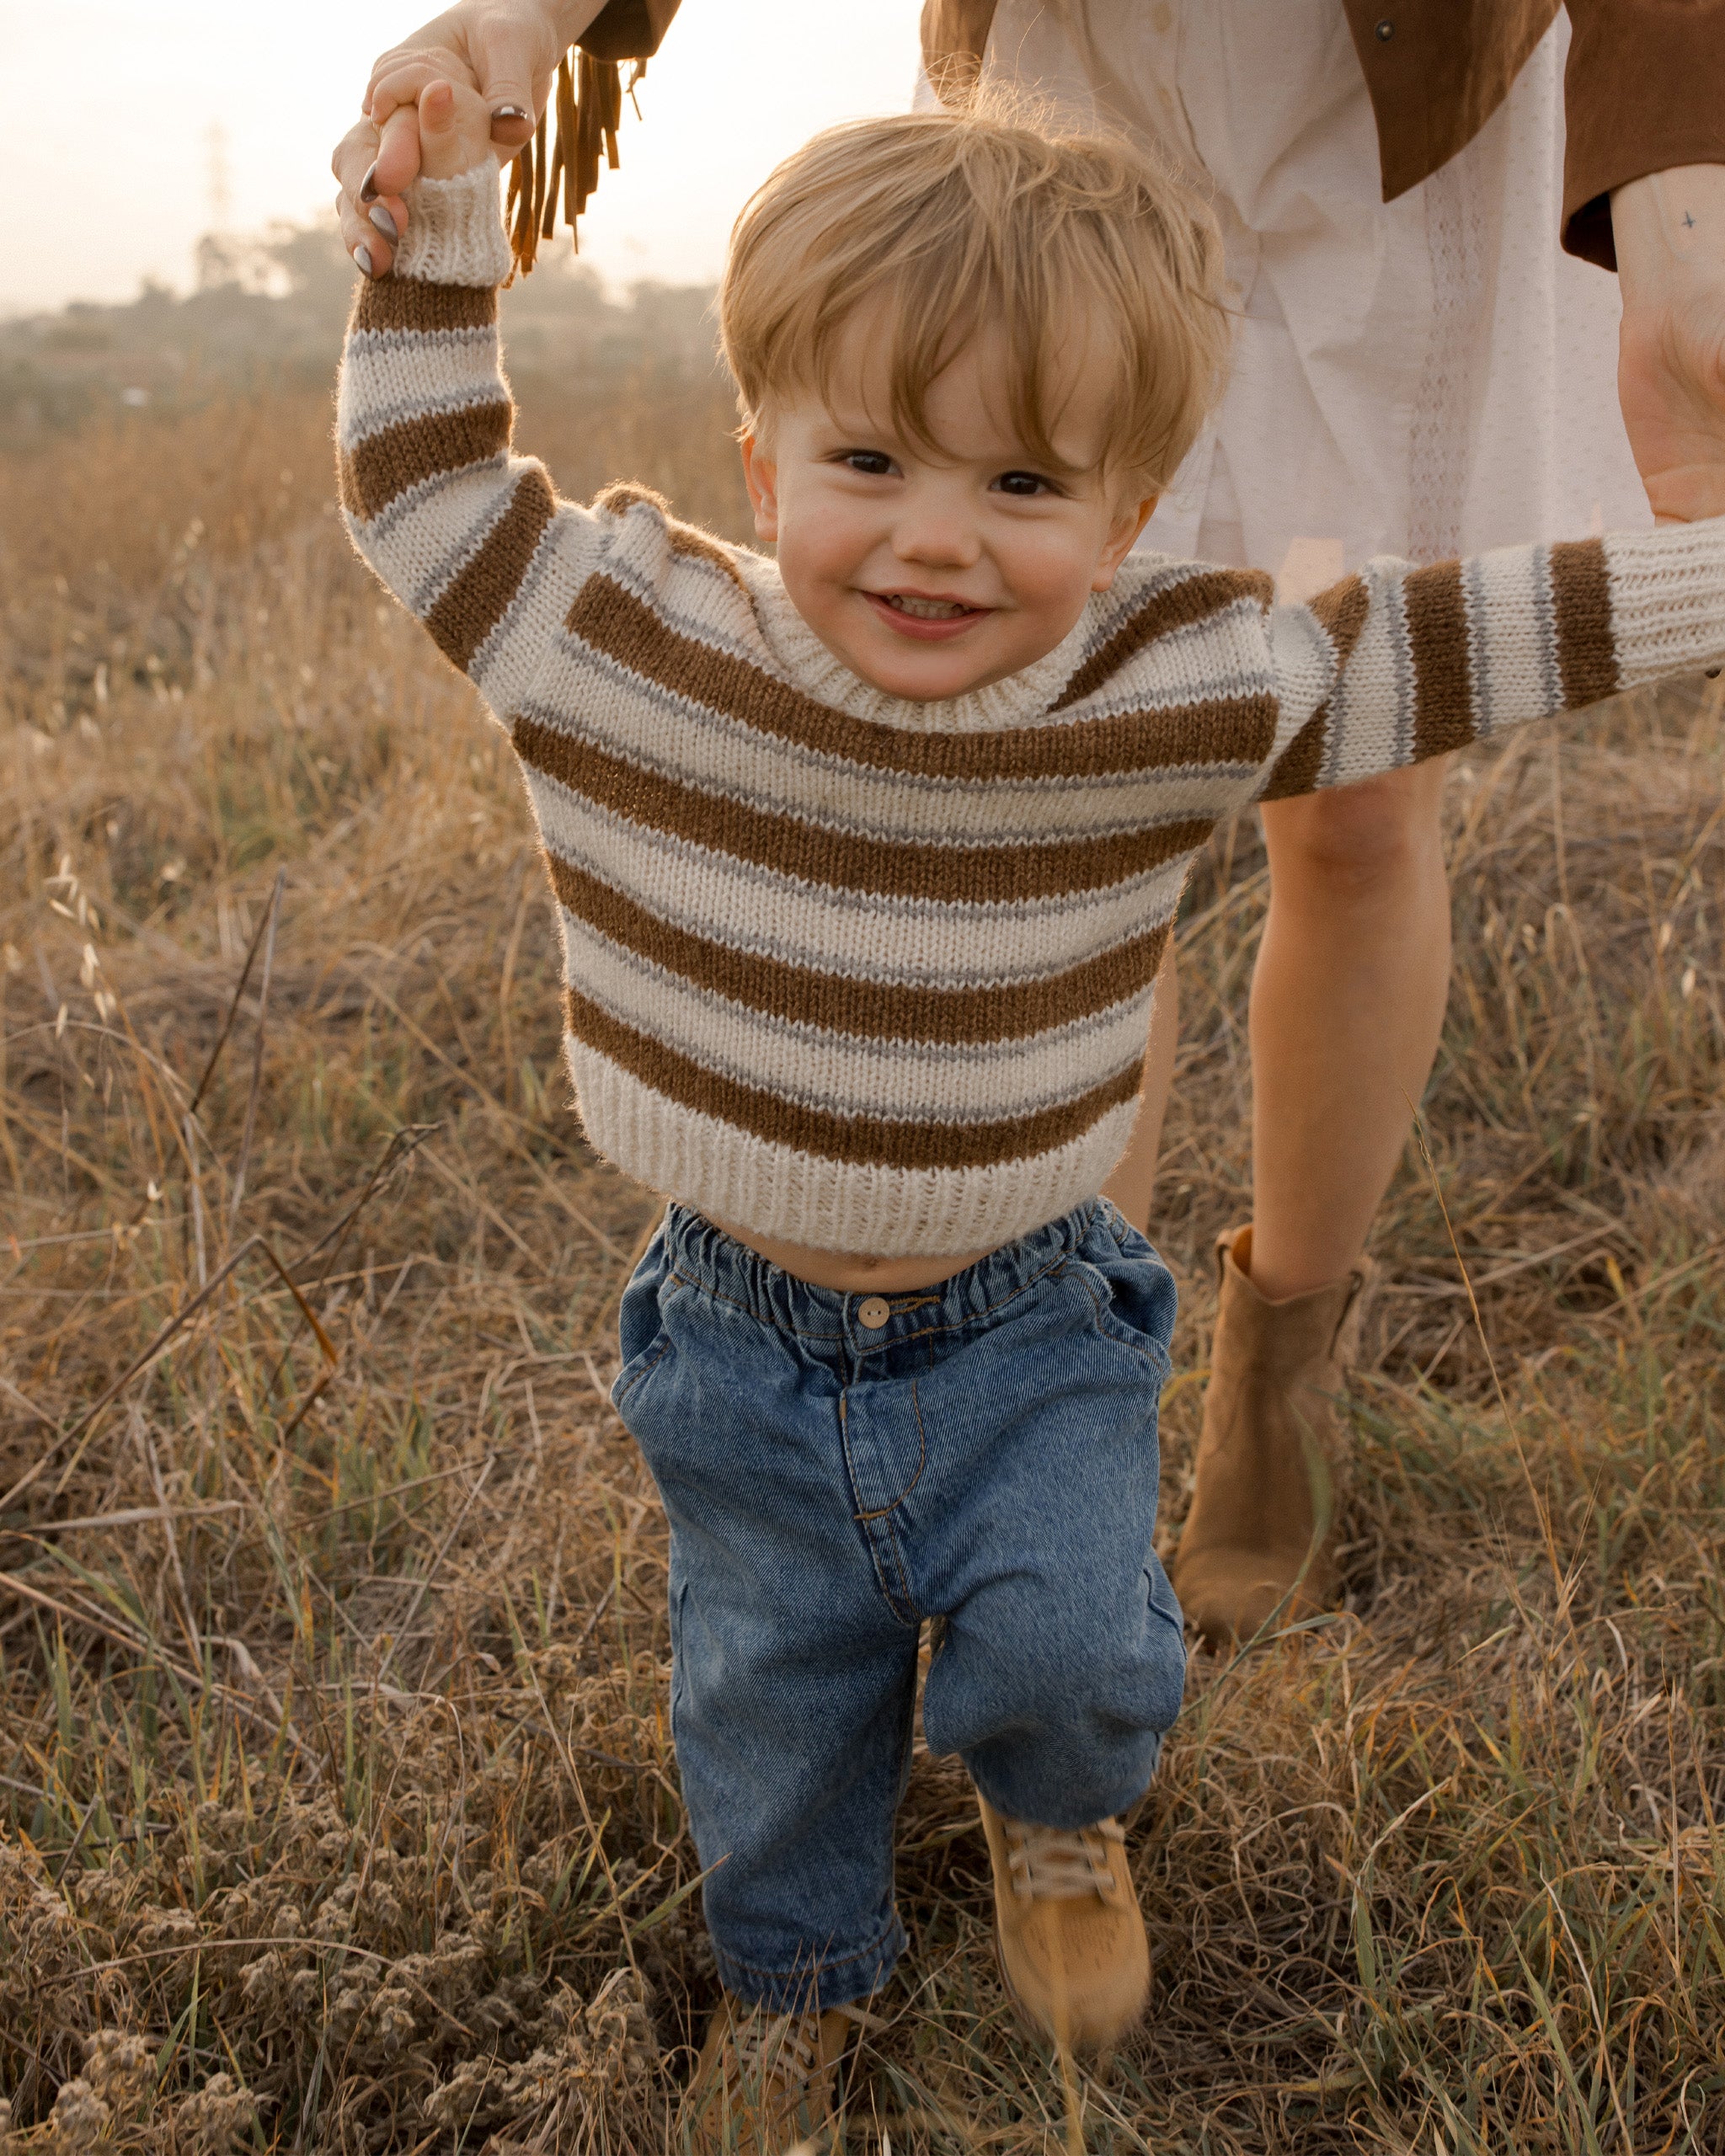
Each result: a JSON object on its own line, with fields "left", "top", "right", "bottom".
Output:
{"left": 976, "top": 1794, "right": 1150, "bottom": 2052}
{"left": 1170, "top": 1225, "right": 1370, "bottom": 1648}
{"left": 681, "top": 1993, "right": 866, "bottom": 2154}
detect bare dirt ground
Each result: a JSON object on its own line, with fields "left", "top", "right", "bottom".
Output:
{"left": 3, "top": 364, "right": 1723, "bottom": 2153}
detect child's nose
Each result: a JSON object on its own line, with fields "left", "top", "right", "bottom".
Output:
{"left": 892, "top": 515, "right": 981, "bottom": 569}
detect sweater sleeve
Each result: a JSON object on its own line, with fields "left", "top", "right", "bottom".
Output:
{"left": 1257, "top": 521, "right": 1725, "bottom": 802}
{"left": 334, "top": 159, "right": 605, "bottom": 723}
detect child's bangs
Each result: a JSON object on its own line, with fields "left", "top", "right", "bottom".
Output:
{"left": 720, "top": 106, "right": 1231, "bottom": 494}
{"left": 802, "top": 244, "right": 1123, "bottom": 483}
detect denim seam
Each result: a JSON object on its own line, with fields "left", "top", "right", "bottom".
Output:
{"left": 712, "top": 1910, "right": 904, "bottom": 1985}
{"left": 839, "top": 1395, "right": 921, "bottom": 1628}
{"left": 852, "top": 1377, "right": 927, "bottom": 1522}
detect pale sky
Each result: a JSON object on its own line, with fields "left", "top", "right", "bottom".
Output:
{"left": 2, "top": 2, "right": 927, "bottom": 316}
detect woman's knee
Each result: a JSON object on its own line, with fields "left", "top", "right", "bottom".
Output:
{"left": 1260, "top": 759, "right": 1450, "bottom": 905}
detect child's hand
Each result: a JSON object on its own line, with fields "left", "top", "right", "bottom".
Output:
{"left": 416, "top": 76, "right": 499, "bottom": 181}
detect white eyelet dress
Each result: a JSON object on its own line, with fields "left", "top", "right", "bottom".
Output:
{"left": 953, "top": 0, "right": 1650, "bottom": 594}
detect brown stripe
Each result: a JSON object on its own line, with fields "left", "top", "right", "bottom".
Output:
{"left": 515, "top": 712, "right": 1213, "bottom": 903}
{"left": 1258, "top": 574, "right": 1370, "bottom": 803}
{"left": 425, "top": 467, "right": 557, "bottom": 674}
{"left": 544, "top": 847, "right": 1171, "bottom": 1043}
{"left": 1549, "top": 539, "right": 1619, "bottom": 709}
{"left": 565, "top": 988, "right": 1143, "bottom": 1170}
{"left": 1406, "top": 558, "right": 1476, "bottom": 760}
{"left": 341, "top": 398, "right": 513, "bottom": 523}
{"left": 1050, "top": 568, "right": 1274, "bottom": 713}
{"left": 350, "top": 278, "right": 498, "bottom": 336}
{"left": 569, "top": 575, "right": 1278, "bottom": 784}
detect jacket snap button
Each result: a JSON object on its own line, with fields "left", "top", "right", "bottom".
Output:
{"left": 857, "top": 1296, "right": 891, "bottom": 1330}
{"left": 1375, "top": 16, "right": 1394, "bottom": 37}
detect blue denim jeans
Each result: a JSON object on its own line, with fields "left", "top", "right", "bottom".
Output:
{"left": 611, "top": 1197, "right": 1185, "bottom": 2013}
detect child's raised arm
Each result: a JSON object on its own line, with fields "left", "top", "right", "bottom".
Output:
{"left": 334, "top": 80, "right": 606, "bottom": 723}
{"left": 1256, "top": 526, "right": 1725, "bottom": 802}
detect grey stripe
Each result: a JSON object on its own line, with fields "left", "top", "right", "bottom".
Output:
{"left": 1462, "top": 552, "right": 1495, "bottom": 739}
{"left": 1530, "top": 546, "right": 1563, "bottom": 716}
{"left": 347, "top": 323, "right": 497, "bottom": 360}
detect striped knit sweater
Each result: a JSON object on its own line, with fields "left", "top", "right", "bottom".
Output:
{"left": 337, "top": 162, "right": 1725, "bottom": 1257}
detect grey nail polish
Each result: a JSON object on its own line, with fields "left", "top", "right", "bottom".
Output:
{"left": 353, "top": 243, "right": 374, "bottom": 278}
{"left": 360, "top": 162, "right": 379, "bottom": 205}
{"left": 369, "top": 203, "right": 399, "bottom": 239}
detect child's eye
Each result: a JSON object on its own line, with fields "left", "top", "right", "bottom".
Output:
{"left": 841, "top": 451, "right": 896, "bottom": 478}
{"left": 993, "top": 470, "right": 1057, "bottom": 498}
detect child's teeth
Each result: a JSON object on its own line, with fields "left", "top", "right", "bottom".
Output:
{"left": 889, "top": 595, "right": 967, "bottom": 619}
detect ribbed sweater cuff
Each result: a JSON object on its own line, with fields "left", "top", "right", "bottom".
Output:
{"left": 1607, "top": 515, "right": 1725, "bottom": 686}
{"left": 391, "top": 159, "right": 512, "bottom": 287}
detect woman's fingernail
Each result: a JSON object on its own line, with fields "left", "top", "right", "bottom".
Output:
{"left": 359, "top": 162, "right": 379, "bottom": 205}
{"left": 353, "top": 243, "right": 375, "bottom": 278}
{"left": 491, "top": 104, "right": 530, "bottom": 121}
{"left": 369, "top": 203, "right": 400, "bottom": 239}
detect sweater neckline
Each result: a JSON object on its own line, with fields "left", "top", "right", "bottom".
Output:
{"left": 736, "top": 553, "right": 1096, "bottom": 734}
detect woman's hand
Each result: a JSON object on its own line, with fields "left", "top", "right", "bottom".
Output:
{"left": 1614, "top": 166, "right": 1725, "bottom": 524}
{"left": 333, "top": 0, "right": 608, "bottom": 277}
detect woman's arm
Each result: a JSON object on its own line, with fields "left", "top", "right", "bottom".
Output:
{"left": 1258, "top": 521, "right": 1725, "bottom": 802}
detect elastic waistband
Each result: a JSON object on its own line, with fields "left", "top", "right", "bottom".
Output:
{"left": 659, "top": 1199, "right": 1115, "bottom": 1350}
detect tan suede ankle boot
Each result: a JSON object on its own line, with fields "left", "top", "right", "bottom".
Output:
{"left": 682, "top": 1994, "right": 870, "bottom": 2154}
{"left": 977, "top": 1795, "right": 1150, "bottom": 2052}
{"left": 1170, "top": 1226, "right": 1371, "bottom": 1649}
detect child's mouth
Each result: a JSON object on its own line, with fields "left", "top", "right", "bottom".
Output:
{"left": 864, "top": 590, "right": 991, "bottom": 640}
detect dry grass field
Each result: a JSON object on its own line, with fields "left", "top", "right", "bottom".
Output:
{"left": 3, "top": 331, "right": 1724, "bottom": 2153}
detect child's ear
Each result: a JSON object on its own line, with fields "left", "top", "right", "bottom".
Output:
{"left": 1092, "top": 494, "right": 1159, "bottom": 590}
{"left": 740, "top": 435, "right": 780, "bottom": 544}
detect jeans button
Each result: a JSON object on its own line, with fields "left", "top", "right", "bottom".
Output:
{"left": 857, "top": 1295, "right": 890, "bottom": 1330}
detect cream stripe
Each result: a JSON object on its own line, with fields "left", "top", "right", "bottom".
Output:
{"left": 558, "top": 910, "right": 1159, "bottom": 1123}
{"left": 1463, "top": 542, "right": 1547, "bottom": 739}
{"left": 349, "top": 461, "right": 524, "bottom": 621}
{"left": 1605, "top": 522, "right": 1725, "bottom": 686}
{"left": 1323, "top": 564, "right": 1414, "bottom": 788}
{"left": 568, "top": 1046, "right": 1143, "bottom": 1257}
{"left": 338, "top": 330, "right": 503, "bottom": 448}
{"left": 526, "top": 772, "right": 1191, "bottom": 986}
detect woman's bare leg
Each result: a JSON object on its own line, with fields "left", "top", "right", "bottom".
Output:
{"left": 1248, "top": 757, "right": 1453, "bottom": 1299}
{"left": 1101, "top": 943, "right": 1178, "bottom": 1237}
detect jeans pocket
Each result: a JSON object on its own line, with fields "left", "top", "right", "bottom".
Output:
{"left": 1080, "top": 1254, "right": 1175, "bottom": 1380}
{"left": 611, "top": 1326, "right": 676, "bottom": 1417}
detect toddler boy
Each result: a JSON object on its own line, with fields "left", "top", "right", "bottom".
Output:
{"left": 338, "top": 75, "right": 1725, "bottom": 2148}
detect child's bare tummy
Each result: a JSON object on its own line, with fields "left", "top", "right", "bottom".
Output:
{"left": 707, "top": 1214, "right": 999, "bottom": 1295}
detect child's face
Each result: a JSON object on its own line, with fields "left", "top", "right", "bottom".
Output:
{"left": 740, "top": 322, "right": 1156, "bottom": 702}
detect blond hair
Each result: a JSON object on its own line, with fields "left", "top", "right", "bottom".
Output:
{"left": 719, "top": 100, "right": 1231, "bottom": 494}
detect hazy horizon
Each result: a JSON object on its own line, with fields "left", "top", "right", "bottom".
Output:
{"left": 4, "top": 1, "right": 924, "bottom": 317}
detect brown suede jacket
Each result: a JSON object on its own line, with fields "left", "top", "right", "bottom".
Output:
{"left": 916, "top": 0, "right": 1725, "bottom": 270}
